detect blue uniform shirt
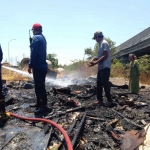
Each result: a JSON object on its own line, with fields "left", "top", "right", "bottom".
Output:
{"left": 29, "top": 33, "right": 47, "bottom": 70}
{"left": 0, "top": 45, "right": 3, "bottom": 63}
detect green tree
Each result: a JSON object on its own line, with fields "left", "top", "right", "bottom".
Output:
{"left": 105, "top": 37, "right": 116, "bottom": 56}
{"left": 84, "top": 37, "right": 116, "bottom": 59}
{"left": 84, "top": 43, "right": 98, "bottom": 60}
{"left": 64, "top": 59, "right": 85, "bottom": 72}
{"left": 92, "top": 43, "right": 99, "bottom": 57}
{"left": 17, "top": 61, "right": 21, "bottom": 69}
{"left": 138, "top": 55, "right": 150, "bottom": 75}
{"left": 46, "top": 53, "right": 58, "bottom": 68}
{"left": 112, "top": 58, "right": 123, "bottom": 67}
{"left": 84, "top": 48, "right": 93, "bottom": 60}
{"left": 47, "top": 53, "right": 57, "bottom": 60}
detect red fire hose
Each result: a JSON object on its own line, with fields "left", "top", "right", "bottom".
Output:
{"left": 7, "top": 111, "right": 73, "bottom": 150}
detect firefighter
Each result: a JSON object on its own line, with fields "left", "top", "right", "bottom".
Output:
{"left": 28, "top": 23, "right": 51, "bottom": 114}
{"left": 0, "top": 45, "right": 10, "bottom": 122}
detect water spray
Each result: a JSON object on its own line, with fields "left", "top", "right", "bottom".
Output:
{"left": 2, "top": 66, "right": 75, "bottom": 87}
{"left": 2, "top": 66, "right": 32, "bottom": 78}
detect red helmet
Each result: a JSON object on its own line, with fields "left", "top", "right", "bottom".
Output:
{"left": 32, "top": 23, "right": 42, "bottom": 31}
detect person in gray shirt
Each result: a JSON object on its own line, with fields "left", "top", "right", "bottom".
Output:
{"left": 88, "top": 31, "right": 113, "bottom": 107}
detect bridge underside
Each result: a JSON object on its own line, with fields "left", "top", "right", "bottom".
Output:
{"left": 113, "top": 38, "right": 150, "bottom": 64}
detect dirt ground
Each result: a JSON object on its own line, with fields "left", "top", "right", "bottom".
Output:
{"left": 110, "top": 77, "right": 126, "bottom": 85}
{"left": 110, "top": 77, "right": 150, "bottom": 89}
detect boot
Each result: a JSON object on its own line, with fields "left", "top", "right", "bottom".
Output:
{"left": 29, "top": 98, "right": 40, "bottom": 108}
{"left": 34, "top": 106, "right": 52, "bottom": 114}
{"left": 0, "top": 97, "right": 6, "bottom": 112}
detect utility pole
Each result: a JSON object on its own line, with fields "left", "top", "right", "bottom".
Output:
{"left": 8, "top": 39, "right": 16, "bottom": 66}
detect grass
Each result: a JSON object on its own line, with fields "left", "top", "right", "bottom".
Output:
{"left": 63, "top": 61, "right": 98, "bottom": 79}
{"left": 2, "top": 68, "right": 29, "bottom": 81}
{"left": 111, "top": 67, "right": 150, "bottom": 85}
{"left": 2, "top": 62, "right": 150, "bottom": 85}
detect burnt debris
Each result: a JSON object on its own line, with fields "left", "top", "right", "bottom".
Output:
{"left": 0, "top": 78, "right": 150, "bottom": 150}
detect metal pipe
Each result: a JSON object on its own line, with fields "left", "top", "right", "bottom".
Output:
{"left": 8, "top": 39, "right": 16, "bottom": 65}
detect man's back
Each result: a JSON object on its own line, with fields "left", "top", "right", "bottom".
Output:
{"left": 29, "top": 33, "right": 47, "bottom": 70}
{"left": 97, "top": 39, "right": 111, "bottom": 71}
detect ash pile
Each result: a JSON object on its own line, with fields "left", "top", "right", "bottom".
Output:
{"left": 0, "top": 77, "right": 150, "bottom": 150}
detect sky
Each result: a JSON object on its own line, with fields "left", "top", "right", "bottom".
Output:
{"left": 0, "top": 0, "right": 150, "bottom": 65}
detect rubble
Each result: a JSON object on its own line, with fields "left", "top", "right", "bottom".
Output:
{"left": 139, "top": 123, "right": 150, "bottom": 150}
{"left": 0, "top": 77, "right": 150, "bottom": 150}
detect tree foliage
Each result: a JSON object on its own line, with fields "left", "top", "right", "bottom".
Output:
{"left": 46, "top": 53, "right": 58, "bottom": 68}
{"left": 112, "top": 58, "right": 123, "bottom": 67}
{"left": 138, "top": 55, "right": 150, "bottom": 75}
{"left": 84, "top": 48, "right": 93, "bottom": 60}
{"left": 92, "top": 43, "right": 99, "bottom": 57}
{"left": 111, "top": 55, "right": 150, "bottom": 81}
{"left": 84, "top": 37, "right": 116, "bottom": 60}
{"left": 105, "top": 37, "right": 116, "bottom": 56}
{"left": 17, "top": 61, "right": 21, "bottom": 69}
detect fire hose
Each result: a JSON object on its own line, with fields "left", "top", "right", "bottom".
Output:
{"left": 6, "top": 111, "right": 73, "bottom": 150}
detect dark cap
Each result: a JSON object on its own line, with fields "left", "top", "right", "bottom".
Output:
{"left": 92, "top": 31, "right": 103, "bottom": 39}
{"left": 32, "top": 23, "right": 42, "bottom": 31}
